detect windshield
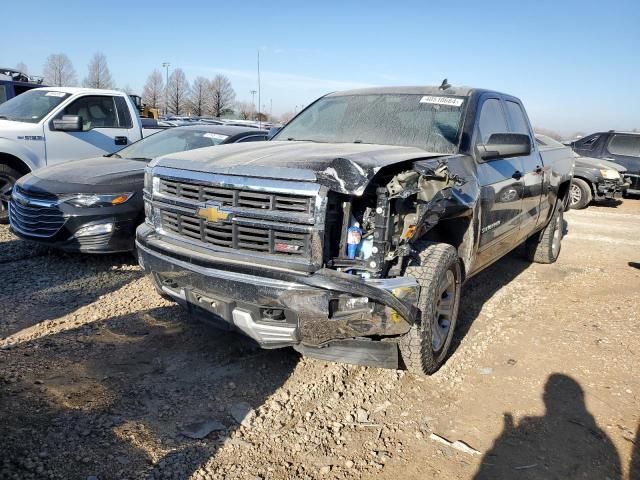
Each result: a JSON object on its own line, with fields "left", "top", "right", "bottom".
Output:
{"left": 116, "top": 128, "right": 229, "bottom": 160}
{"left": 0, "top": 89, "right": 70, "bottom": 123}
{"left": 275, "top": 93, "right": 466, "bottom": 153}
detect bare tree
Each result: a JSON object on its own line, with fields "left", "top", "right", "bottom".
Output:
{"left": 209, "top": 75, "right": 236, "bottom": 117}
{"left": 279, "top": 111, "right": 295, "bottom": 124}
{"left": 190, "top": 77, "right": 210, "bottom": 116}
{"left": 42, "top": 53, "right": 77, "bottom": 87}
{"left": 119, "top": 84, "right": 134, "bottom": 95}
{"left": 534, "top": 127, "right": 563, "bottom": 141}
{"left": 142, "top": 70, "right": 164, "bottom": 110}
{"left": 236, "top": 101, "right": 255, "bottom": 120}
{"left": 83, "top": 52, "right": 114, "bottom": 89}
{"left": 15, "top": 62, "right": 28, "bottom": 74}
{"left": 166, "top": 68, "right": 189, "bottom": 115}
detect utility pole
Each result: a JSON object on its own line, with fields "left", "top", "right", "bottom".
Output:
{"left": 257, "top": 49, "right": 262, "bottom": 128}
{"left": 162, "top": 62, "right": 170, "bottom": 115}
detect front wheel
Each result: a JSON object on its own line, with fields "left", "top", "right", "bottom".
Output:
{"left": 569, "top": 178, "right": 592, "bottom": 209}
{"left": 0, "top": 165, "right": 21, "bottom": 224}
{"left": 399, "top": 241, "right": 461, "bottom": 375}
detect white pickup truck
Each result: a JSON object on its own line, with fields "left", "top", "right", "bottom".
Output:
{"left": 0, "top": 87, "right": 145, "bottom": 221}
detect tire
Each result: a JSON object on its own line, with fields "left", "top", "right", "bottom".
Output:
{"left": 525, "top": 204, "right": 564, "bottom": 264}
{"left": 569, "top": 178, "right": 592, "bottom": 209}
{"left": 398, "top": 241, "right": 461, "bottom": 375}
{"left": 0, "top": 164, "right": 21, "bottom": 224}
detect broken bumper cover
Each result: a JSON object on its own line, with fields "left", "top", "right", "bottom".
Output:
{"left": 136, "top": 224, "right": 419, "bottom": 349}
{"left": 594, "top": 178, "right": 627, "bottom": 200}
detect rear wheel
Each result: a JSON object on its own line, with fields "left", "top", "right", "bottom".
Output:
{"left": 0, "top": 165, "right": 21, "bottom": 224}
{"left": 398, "top": 241, "right": 461, "bottom": 375}
{"left": 569, "top": 178, "right": 592, "bottom": 209}
{"left": 525, "top": 204, "right": 564, "bottom": 264}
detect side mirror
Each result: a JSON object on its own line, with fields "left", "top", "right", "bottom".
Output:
{"left": 476, "top": 133, "right": 531, "bottom": 160}
{"left": 52, "top": 115, "right": 83, "bottom": 132}
{"left": 267, "top": 126, "right": 281, "bottom": 140}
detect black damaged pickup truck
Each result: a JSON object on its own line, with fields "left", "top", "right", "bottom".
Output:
{"left": 136, "top": 85, "right": 574, "bottom": 375}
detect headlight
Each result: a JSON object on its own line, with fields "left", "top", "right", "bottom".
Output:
{"left": 61, "top": 192, "right": 134, "bottom": 208}
{"left": 600, "top": 169, "right": 621, "bottom": 180}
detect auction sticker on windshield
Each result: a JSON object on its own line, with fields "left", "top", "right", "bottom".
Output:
{"left": 419, "top": 96, "right": 464, "bottom": 107}
{"left": 203, "top": 133, "right": 228, "bottom": 141}
{"left": 45, "top": 92, "right": 67, "bottom": 97}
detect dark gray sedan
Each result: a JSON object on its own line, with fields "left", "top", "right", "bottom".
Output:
{"left": 10, "top": 125, "right": 267, "bottom": 252}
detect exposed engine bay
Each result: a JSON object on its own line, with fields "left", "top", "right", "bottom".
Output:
{"left": 324, "top": 159, "right": 463, "bottom": 279}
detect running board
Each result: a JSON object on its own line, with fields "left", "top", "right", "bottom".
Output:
{"left": 294, "top": 339, "right": 399, "bottom": 370}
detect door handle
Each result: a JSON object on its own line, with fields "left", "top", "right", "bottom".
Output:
{"left": 512, "top": 171, "right": 523, "bottom": 180}
{"left": 114, "top": 136, "right": 128, "bottom": 145}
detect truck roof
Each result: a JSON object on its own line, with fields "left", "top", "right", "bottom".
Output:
{"left": 34, "top": 86, "right": 125, "bottom": 96}
{"left": 328, "top": 85, "right": 484, "bottom": 98}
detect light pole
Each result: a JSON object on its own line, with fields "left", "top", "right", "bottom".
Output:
{"left": 250, "top": 90, "right": 257, "bottom": 111}
{"left": 162, "top": 62, "right": 170, "bottom": 115}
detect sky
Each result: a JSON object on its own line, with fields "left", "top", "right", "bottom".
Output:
{"left": 3, "top": 0, "right": 639, "bottom": 135}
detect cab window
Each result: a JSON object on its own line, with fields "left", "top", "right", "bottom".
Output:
{"left": 505, "top": 101, "right": 530, "bottom": 135}
{"left": 60, "top": 96, "right": 119, "bottom": 131}
{"left": 476, "top": 98, "right": 508, "bottom": 145}
{"left": 607, "top": 134, "right": 640, "bottom": 158}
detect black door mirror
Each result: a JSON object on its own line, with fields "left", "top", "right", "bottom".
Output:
{"left": 52, "top": 115, "right": 83, "bottom": 132}
{"left": 267, "top": 126, "right": 281, "bottom": 140}
{"left": 477, "top": 133, "right": 531, "bottom": 160}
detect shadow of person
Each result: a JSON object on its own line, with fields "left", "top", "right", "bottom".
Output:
{"left": 631, "top": 423, "right": 640, "bottom": 480}
{"left": 474, "top": 373, "right": 622, "bottom": 480}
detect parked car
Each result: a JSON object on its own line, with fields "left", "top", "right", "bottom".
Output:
{"left": 0, "top": 87, "right": 148, "bottom": 222}
{"left": 137, "top": 85, "right": 574, "bottom": 375}
{"left": 569, "top": 131, "right": 640, "bottom": 197}
{"left": 9, "top": 125, "right": 267, "bottom": 253}
{"left": 0, "top": 67, "right": 45, "bottom": 105}
{"left": 537, "top": 134, "right": 627, "bottom": 209}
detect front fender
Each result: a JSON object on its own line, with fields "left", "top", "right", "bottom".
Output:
{"left": 0, "top": 138, "right": 40, "bottom": 172}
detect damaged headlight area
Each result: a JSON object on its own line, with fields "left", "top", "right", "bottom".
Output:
{"left": 61, "top": 192, "right": 134, "bottom": 208}
{"left": 324, "top": 159, "right": 463, "bottom": 280}
{"left": 600, "top": 169, "right": 621, "bottom": 180}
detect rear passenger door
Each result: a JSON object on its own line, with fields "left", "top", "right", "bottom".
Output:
{"left": 474, "top": 96, "right": 525, "bottom": 269}
{"left": 503, "top": 99, "right": 546, "bottom": 239}
{"left": 44, "top": 95, "right": 135, "bottom": 164}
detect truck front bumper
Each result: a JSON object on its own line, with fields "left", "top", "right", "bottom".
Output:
{"left": 136, "top": 224, "right": 419, "bottom": 349}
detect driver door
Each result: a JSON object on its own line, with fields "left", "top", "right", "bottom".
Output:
{"left": 44, "top": 95, "right": 134, "bottom": 164}
{"left": 474, "top": 96, "right": 525, "bottom": 270}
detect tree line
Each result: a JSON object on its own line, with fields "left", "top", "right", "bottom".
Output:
{"left": 16, "top": 52, "right": 248, "bottom": 119}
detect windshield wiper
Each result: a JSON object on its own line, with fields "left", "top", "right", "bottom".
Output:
{"left": 106, "top": 153, "right": 121, "bottom": 158}
{"left": 128, "top": 157, "right": 152, "bottom": 161}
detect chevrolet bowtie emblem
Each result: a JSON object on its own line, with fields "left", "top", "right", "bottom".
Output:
{"left": 196, "top": 203, "right": 232, "bottom": 223}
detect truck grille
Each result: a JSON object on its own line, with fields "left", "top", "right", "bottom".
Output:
{"left": 160, "top": 210, "right": 310, "bottom": 256}
{"left": 160, "top": 178, "right": 312, "bottom": 214}
{"left": 9, "top": 199, "right": 65, "bottom": 238}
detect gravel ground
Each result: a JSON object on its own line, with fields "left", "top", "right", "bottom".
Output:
{"left": 1, "top": 199, "right": 639, "bottom": 480}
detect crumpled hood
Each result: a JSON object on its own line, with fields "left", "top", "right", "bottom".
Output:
{"left": 18, "top": 156, "right": 145, "bottom": 195}
{"left": 575, "top": 155, "right": 627, "bottom": 173}
{"left": 153, "top": 141, "right": 447, "bottom": 195}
